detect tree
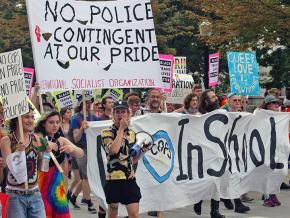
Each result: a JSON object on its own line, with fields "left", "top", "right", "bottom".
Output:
{"left": 0, "top": 0, "right": 33, "bottom": 66}
{"left": 1, "top": 0, "right": 289, "bottom": 88}
{"left": 187, "top": 0, "right": 290, "bottom": 87}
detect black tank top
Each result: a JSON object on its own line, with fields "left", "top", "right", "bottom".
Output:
{"left": 46, "top": 134, "right": 66, "bottom": 167}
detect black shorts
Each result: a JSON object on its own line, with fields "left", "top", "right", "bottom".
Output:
{"left": 104, "top": 178, "right": 141, "bottom": 205}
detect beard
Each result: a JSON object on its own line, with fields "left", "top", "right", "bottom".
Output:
{"left": 206, "top": 100, "right": 220, "bottom": 112}
{"left": 150, "top": 101, "right": 160, "bottom": 110}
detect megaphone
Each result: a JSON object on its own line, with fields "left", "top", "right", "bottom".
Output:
{"left": 129, "top": 132, "right": 153, "bottom": 157}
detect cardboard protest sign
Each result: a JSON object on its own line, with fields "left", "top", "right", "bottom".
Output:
{"left": 0, "top": 49, "right": 29, "bottom": 119}
{"left": 166, "top": 73, "right": 194, "bottom": 104}
{"left": 93, "top": 89, "right": 102, "bottom": 101}
{"left": 6, "top": 151, "right": 28, "bottom": 184}
{"left": 26, "top": 0, "right": 162, "bottom": 92}
{"left": 73, "top": 90, "right": 93, "bottom": 108}
{"left": 208, "top": 53, "right": 220, "bottom": 87}
{"left": 159, "top": 54, "right": 174, "bottom": 92}
{"left": 102, "top": 88, "right": 124, "bottom": 101}
{"left": 227, "top": 52, "right": 260, "bottom": 95}
{"left": 24, "top": 68, "right": 35, "bottom": 98}
{"left": 174, "top": 56, "right": 186, "bottom": 74}
{"left": 87, "top": 110, "right": 289, "bottom": 214}
{"left": 52, "top": 90, "right": 74, "bottom": 110}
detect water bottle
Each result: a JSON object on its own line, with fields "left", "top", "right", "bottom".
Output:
{"left": 40, "top": 152, "right": 51, "bottom": 172}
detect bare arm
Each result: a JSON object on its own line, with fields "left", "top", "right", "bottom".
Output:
{"left": 109, "top": 117, "right": 130, "bottom": 155}
{"left": 73, "top": 122, "right": 88, "bottom": 143}
{"left": 0, "top": 139, "right": 7, "bottom": 184}
{"left": 109, "top": 128, "right": 125, "bottom": 155}
{"left": 59, "top": 137, "right": 84, "bottom": 158}
{"left": 0, "top": 136, "right": 12, "bottom": 168}
{"left": 30, "top": 82, "right": 40, "bottom": 111}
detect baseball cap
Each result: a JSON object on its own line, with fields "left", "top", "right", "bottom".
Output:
{"left": 227, "top": 92, "right": 237, "bottom": 99}
{"left": 265, "top": 95, "right": 279, "bottom": 104}
{"left": 113, "top": 101, "right": 129, "bottom": 110}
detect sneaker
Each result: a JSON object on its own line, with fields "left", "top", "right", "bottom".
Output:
{"left": 280, "top": 182, "right": 290, "bottom": 190}
{"left": 221, "top": 199, "right": 234, "bottom": 210}
{"left": 263, "top": 199, "right": 275, "bottom": 207}
{"left": 69, "top": 195, "right": 80, "bottom": 209}
{"left": 235, "top": 204, "right": 250, "bottom": 213}
{"left": 88, "top": 206, "right": 97, "bottom": 214}
{"left": 98, "top": 212, "right": 106, "bottom": 218}
{"left": 210, "top": 210, "right": 226, "bottom": 218}
{"left": 87, "top": 201, "right": 97, "bottom": 214}
{"left": 193, "top": 201, "right": 202, "bottom": 215}
{"left": 81, "top": 198, "right": 88, "bottom": 205}
{"left": 147, "top": 211, "right": 158, "bottom": 216}
{"left": 270, "top": 195, "right": 281, "bottom": 206}
{"left": 241, "top": 194, "right": 254, "bottom": 202}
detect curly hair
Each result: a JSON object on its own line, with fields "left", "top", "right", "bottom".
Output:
{"left": 184, "top": 93, "right": 198, "bottom": 110}
{"left": 198, "top": 89, "right": 213, "bottom": 114}
{"left": 34, "top": 111, "right": 61, "bottom": 136}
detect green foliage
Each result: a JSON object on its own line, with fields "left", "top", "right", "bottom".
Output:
{"left": 0, "top": 0, "right": 289, "bottom": 90}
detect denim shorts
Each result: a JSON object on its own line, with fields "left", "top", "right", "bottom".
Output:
{"left": 7, "top": 190, "right": 46, "bottom": 218}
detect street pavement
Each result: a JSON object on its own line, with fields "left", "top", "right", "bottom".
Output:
{"left": 70, "top": 190, "right": 290, "bottom": 218}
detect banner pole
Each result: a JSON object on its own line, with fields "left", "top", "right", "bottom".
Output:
{"left": 38, "top": 92, "right": 44, "bottom": 113}
{"left": 161, "top": 90, "right": 167, "bottom": 112}
{"left": 82, "top": 91, "right": 87, "bottom": 121}
{"left": 17, "top": 117, "right": 29, "bottom": 190}
{"left": 25, "top": 0, "right": 44, "bottom": 114}
{"left": 49, "top": 152, "right": 64, "bottom": 173}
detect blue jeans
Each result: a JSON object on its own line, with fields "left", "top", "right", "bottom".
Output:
{"left": 7, "top": 191, "right": 46, "bottom": 218}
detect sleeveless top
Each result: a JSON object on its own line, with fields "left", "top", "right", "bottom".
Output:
{"left": 46, "top": 134, "right": 66, "bottom": 167}
{"left": 7, "top": 133, "right": 39, "bottom": 187}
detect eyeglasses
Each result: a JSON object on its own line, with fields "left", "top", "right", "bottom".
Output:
{"left": 233, "top": 99, "right": 241, "bottom": 102}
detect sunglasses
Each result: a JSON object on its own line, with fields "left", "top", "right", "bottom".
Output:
{"left": 233, "top": 99, "right": 241, "bottom": 102}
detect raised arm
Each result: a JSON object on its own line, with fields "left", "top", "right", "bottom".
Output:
{"left": 59, "top": 137, "right": 84, "bottom": 158}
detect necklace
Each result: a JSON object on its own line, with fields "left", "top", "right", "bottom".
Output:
{"left": 12, "top": 132, "right": 31, "bottom": 148}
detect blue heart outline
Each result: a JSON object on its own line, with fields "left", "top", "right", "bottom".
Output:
{"left": 143, "top": 130, "right": 175, "bottom": 183}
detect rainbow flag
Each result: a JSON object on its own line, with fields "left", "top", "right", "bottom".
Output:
{"left": 38, "top": 166, "right": 70, "bottom": 218}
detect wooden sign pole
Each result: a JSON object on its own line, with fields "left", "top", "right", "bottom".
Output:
{"left": 18, "top": 117, "right": 29, "bottom": 190}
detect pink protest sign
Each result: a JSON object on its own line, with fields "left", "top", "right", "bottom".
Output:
{"left": 24, "top": 68, "right": 35, "bottom": 98}
{"left": 158, "top": 54, "right": 174, "bottom": 93}
{"left": 208, "top": 53, "right": 220, "bottom": 87}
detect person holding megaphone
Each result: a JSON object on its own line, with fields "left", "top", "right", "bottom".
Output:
{"left": 101, "top": 101, "right": 151, "bottom": 218}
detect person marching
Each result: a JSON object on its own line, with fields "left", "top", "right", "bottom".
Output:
{"left": 0, "top": 106, "right": 54, "bottom": 218}
{"left": 101, "top": 101, "right": 150, "bottom": 218}
{"left": 34, "top": 111, "right": 84, "bottom": 218}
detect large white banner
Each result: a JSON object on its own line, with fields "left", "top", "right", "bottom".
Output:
{"left": 86, "top": 110, "right": 289, "bottom": 215}
{"left": 26, "top": 0, "right": 161, "bottom": 92}
{"left": 0, "top": 49, "right": 29, "bottom": 119}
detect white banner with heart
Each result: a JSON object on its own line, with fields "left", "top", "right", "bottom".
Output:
{"left": 86, "top": 109, "right": 289, "bottom": 215}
